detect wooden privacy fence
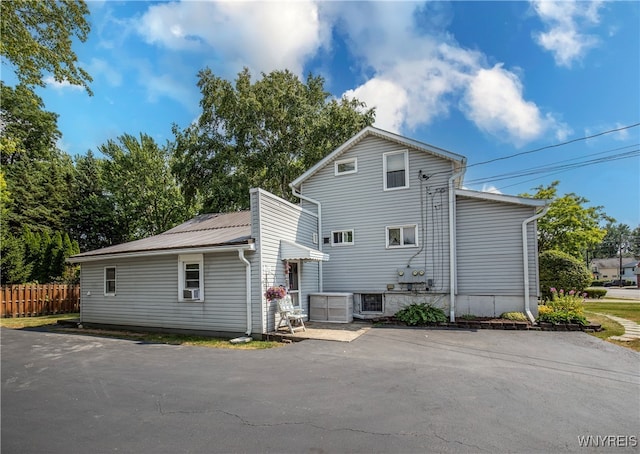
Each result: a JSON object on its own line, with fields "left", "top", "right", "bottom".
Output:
{"left": 1, "top": 284, "right": 80, "bottom": 317}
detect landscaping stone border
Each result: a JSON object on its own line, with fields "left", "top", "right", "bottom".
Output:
{"left": 372, "top": 318, "right": 602, "bottom": 332}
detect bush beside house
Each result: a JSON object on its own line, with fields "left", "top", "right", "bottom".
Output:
{"left": 539, "top": 250, "right": 592, "bottom": 301}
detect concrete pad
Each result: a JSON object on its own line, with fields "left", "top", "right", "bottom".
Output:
{"left": 270, "top": 321, "right": 371, "bottom": 342}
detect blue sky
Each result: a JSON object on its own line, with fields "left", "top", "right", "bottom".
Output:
{"left": 3, "top": 1, "right": 639, "bottom": 226}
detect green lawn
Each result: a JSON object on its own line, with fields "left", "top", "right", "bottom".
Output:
{"left": 583, "top": 301, "right": 640, "bottom": 323}
{"left": 1, "top": 314, "right": 282, "bottom": 350}
{"left": 0, "top": 313, "right": 79, "bottom": 329}
{"left": 583, "top": 302, "right": 640, "bottom": 352}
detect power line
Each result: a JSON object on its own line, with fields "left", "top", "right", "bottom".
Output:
{"left": 466, "top": 122, "right": 640, "bottom": 169}
{"left": 425, "top": 122, "right": 640, "bottom": 180}
{"left": 494, "top": 150, "right": 639, "bottom": 191}
{"left": 465, "top": 144, "right": 638, "bottom": 185}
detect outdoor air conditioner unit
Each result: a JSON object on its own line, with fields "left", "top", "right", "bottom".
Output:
{"left": 183, "top": 288, "right": 200, "bottom": 300}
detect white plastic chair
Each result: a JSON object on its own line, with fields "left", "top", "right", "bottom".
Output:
{"left": 277, "top": 295, "right": 306, "bottom": 334}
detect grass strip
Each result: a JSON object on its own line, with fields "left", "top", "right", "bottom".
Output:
{"left": 0, "top": 313, "right": 80, "bottom": 329}
{"left": 583, "top": 302, "right": 640, "bottom": 323}
{"left": 1, "top": 314, "right": 282, "bottom": 350}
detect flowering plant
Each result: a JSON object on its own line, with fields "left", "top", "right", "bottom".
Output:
{"left": 537, "top": 288, "right": 588, "bottom": 325}
{"left": 265, "top": 286, "right": 287, "bottom": 301}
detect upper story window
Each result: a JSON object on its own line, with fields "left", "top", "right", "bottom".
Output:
{"left": 332, "top": 229, "right": 354, "bottom": 246}
{"left": 386, "top": 225, "right": 418, "bottom": 248}
{"left": 383, "top": 150, "right": 408, "bottom": 190}
{"left": 178, "top": 254, "right": 204, "bottom": 302}
{"left": 335, "top": 158, "right": 357, "bottom": 176}
{"left": 104, "top": 266, "right": 116, "bottom": 296}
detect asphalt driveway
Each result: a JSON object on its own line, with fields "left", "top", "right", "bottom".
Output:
{"left": 2, "top": 326, "right": 638, "bottom": 453}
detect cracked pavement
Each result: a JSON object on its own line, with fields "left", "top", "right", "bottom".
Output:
{"left": 2, "top": 326, "right": 638, "bottom": 453}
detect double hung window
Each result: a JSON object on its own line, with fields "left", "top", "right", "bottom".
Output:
{"left": 104, "top": 266, "right": 116, "bottom": 295}
{"left": 383, "top": 151, "right": 408, "bottom": 190}
{"left": 179, "top": 254, "right": 204, "bottom": 301}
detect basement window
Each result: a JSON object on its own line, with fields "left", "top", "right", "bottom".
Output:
{"left": 361, "top": 294, "right": 383, "bottom": 313}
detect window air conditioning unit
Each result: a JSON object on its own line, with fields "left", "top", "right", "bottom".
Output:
{"left": 183, "top": 288, "right": 200, "bottom": 300}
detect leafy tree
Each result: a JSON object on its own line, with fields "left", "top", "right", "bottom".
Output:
{"left": 521, "top": 181, "right": 609, "bottom": 259}
{"left": 539, "top": 250, "right": 592, "bottom": 301}
{"left": 631, "top": 226, "right": 640, "bottom": 257}
{"left": 69, "top": 152, "right": 120, "bottom": 251}
{"left": 172, "top": 67, "right": 375, "bottom": 212}
{"left": 0, "top": 82, "right": 61, "bottom": 165}
{"left": 4, "top": 152, "right": 75, "bottom": 235}
{"left": 592, "top": 222, "right": 634, "bottom": 258}
{"left": 99, "top": 133, "right": 194, "bottom": 242}
{"left": 0, "top": 171, "right": 30, "bottom": 284}
{"left": 1, "top": 0, "right": 92, "bottom": 94}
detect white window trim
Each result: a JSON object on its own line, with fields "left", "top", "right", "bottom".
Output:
{"left": 331, "top": 229, "right": 355, "bottom": 246}
{"left": 334, "top": 157, "right": 358, "bottom": 176}
{"left": 104, "top": 266, "right": 116, "bottom": 296}
{"left": 178, "top": 254, "right": 204, "bottom": 302}
{"left": 383, "top": 150, "right": 409, "bottom": 191}
{"left": 386, "top": 225, "right": 419, "bottom": 249}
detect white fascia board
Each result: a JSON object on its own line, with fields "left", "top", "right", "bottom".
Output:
{"left": 249, "top": 187, "right": 317, "bottom": 218}
{"left": 456, "top": 188, "right": 548, "bottom": 207}
{"left": 68, "top": 243, "right": 255, "bottom": 264}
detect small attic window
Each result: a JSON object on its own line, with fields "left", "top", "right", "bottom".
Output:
{"left": 335, "top": 158, "right": 357, "bottom": 175}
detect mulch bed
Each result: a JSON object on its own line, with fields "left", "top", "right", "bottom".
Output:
{"left": 371, "top": 317, "right": 602, "bottom": 332}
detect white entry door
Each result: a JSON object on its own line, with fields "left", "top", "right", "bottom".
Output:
{"left": 287, "top": 261, "right": 300, "bottom": 307}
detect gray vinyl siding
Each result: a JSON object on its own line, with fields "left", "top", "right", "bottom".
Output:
{"left": 250, "top": 189, "right": 320, "bottom": 333}
{"left": 456, "top": 196, "right": 538, "bottom": 295}
{"left": 300, "top": 135, "right": 454, "bottom": 293}
{"left": 79, "top": 252, "right": 249, "bottom": 333}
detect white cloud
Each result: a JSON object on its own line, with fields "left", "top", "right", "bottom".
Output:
{"left": 462, "top": 65, "right": 546, "bottom": 145}
{"left": 481, "top": 184, "right": 502, "bottom": 194}
{"left": 131, "top": 0, "right": 568, "bottom": 146}
{"left": 136, "top": 1, "right": 329, "bottom": 76}
{"left": 344, "top": 79, "right": 408, "bottom": 133}
{"left": 44, "top": 76, "right": 84, "bottom": 92}
{"left": 335, "top": 2, "right": 565, "bottom": 145}
{"left": 531, "top": 0, "right": 603, "bottom": 67}
{"left": 88, "top": 58, "right": 122, "bottom": 87}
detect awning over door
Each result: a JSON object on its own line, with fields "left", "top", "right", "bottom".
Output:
{"left": 280, "top": 240, "right": 329, "bottom": 262}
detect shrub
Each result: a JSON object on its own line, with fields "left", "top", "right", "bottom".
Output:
{"left": 539, "top": 250, "right": 591, "bottom": 301}
{"left": 583, "top": 287, "right": 607, "bottom": 299}
{"left": 395, "top": 303, "right": 447, "bottom": 325}
{"left": 590, "top": 280, "right": 606, "bottom": 287}
{"left": 537, "top": 289, "right": 587, "bottom": 325}
{"left": 500, "top": 312, "right": 528, "bottom": 321}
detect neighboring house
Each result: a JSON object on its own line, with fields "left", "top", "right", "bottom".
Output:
{"left": 590, "top": 257, "right": 639, "bottom": 284}
{"left": 70, "top": 127, "right": 548, "bottom": 337}
{"left": 621, "top": 261, "right": 639, "bottom": 285}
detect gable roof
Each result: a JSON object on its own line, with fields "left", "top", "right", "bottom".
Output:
{"left": 590, "top": 258, "right": 639, "bottom": 269}
{"left": 290, "top": 126, "right": 467, "bottom": 189}
{"left": 69, "top": 211, "right": 253, "bottom": 263}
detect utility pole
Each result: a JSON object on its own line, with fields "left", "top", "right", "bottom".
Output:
{"left": 619, "top": 233, "right": 623, "bottom": 287}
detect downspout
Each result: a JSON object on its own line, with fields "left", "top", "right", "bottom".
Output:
{"left": 238, "top": 249, "right": 252, "bottom": 336}
{"left": 290, "top": 185, "right": 324, "bottom": 292}
{"left": 448, "top": 163, "right": 466, "bottom": 322}
{"left": 522, "top": 205, "right": 549, "bottom": 323}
